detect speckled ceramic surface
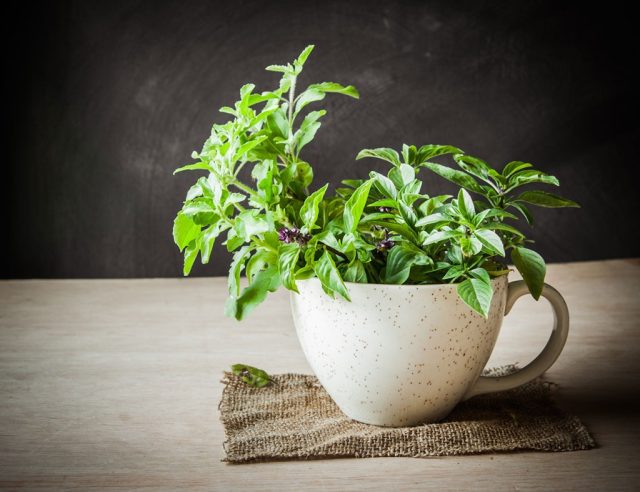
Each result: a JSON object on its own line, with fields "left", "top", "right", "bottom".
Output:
{"left": 290, "top": 276, "right": 569, "bottom": 427}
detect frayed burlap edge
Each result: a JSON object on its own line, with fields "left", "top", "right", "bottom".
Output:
{"left": 219, "top": 366, "right": 596, "bottom": 463}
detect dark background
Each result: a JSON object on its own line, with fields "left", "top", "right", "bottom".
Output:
{"left": 3, "top": 0, "right": 638, "bottom": 279}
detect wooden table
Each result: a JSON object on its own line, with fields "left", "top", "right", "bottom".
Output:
{"left": 1, "top": 259, "right": 639, "bottom": 490}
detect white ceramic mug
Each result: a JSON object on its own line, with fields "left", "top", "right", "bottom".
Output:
{"left": 290, "top": 275, "right": 569, "bottom": 426}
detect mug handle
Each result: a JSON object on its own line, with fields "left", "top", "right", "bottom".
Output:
{"left": 463, "top": 280, "right": 570, "bottom": 400}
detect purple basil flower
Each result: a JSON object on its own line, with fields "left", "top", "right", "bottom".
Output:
{"left": 376, "top": 237, "right": 395, "bottom": 252}
{"left": 278, "top": 227, "right": 311, "bottom": 245}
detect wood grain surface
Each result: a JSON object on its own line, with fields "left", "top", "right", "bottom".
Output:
{"left": 1, "top": 259, "right": 639, "bottom": 490}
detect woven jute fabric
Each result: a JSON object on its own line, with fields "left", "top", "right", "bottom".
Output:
{"left": 219, "top": 367, "right": 596, "bottom": 463}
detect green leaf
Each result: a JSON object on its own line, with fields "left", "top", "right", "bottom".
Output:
{"left": 443, "top": 265, "right": 466, "bottom": 281}
{"left": 278, "top": 243, "right": 301, "bottom": 292}
{"left": 484, "top": 222, "right": 525, "bottom": 238}
{"left": 294, "top": 89, "right": 326, "bottom": 115}
{"left": 516, "top": 190, "right": 580, "bottom": 208}
{"left": 231, "top": 364, "right": 271, "bottom": 388}
{"left": 370, "top": 171, "right": 398, "bottom": 199}
{"left": 459, "top": 235, "right": 483, "bottom": 256}
{"left": 233, "top": 135, "right": 267, "bottom": 161}
{"left": 227, "top": 265, "right": 280, "bottom": 320}
{"left": 508, "top": 170, "right": 559, "bottom": 189}
{"left": 227, "top": 246, "right": 252, "bottom": 297}
{"left": 509, "top": 202, "right": 534, "bottom": 225}
{"left": 367, "top": 198, "right": 397, "bottom": 209}
{"left": 388, "top": 164, "right": 415, "bottom": 189}
{"left": 502, "top": 161, "right": 532, "bottom": 178}
{"left": 469, "top": 267, "right": 491, "bottom": 285}
{"left": 200, "top": 223, "right": 223, "bottom": 263}
{"left": 246, "top": 248, "right": 276, "bottom": 282}
{"left": 383, "top": 245, "right": 416, "bottom": 284}
{"left": 307, "top": 82, "right": 360, "bottom": 99}
{"left": 397, "top": 200, "right": 418, "bottom": 227}
{"left": 511, "top": 247, "right": 546, "bottom": 300}
{"left": 416, "top": 145, "right": 463, "bottom": 164}
{"left": 294, "top": 110, "right": 326, "bottom": 153}
{"left": 233, "top": 211, "right": 271, "bottom": 241}
{"left": 266, "top": 108, "right": 289, "bottom": 139}
{"left": 173, "top": 162, "right": 212, "bottom": 174}
{"left": 265, "top": 64, "right": 290, "bottom": 73}
{"left": 300, "top": 184, "right": 328, "bottom": 230}
{"left": 415, "top": 213, "right": 450, "bottom": 228}
{"left": 182, "top": 199, "right": 217, "bottom": 225}
{"left": 457, "top": 278, "right": 493, "bottom": 318}
{"left": 343, "top": 259, "right": 368, "bottom": 283}
{"left": 315, "top": 250, "right": 350, "bottom": 300}
{"left": 453, "top": 154, "right": 492, "bottom": 179}
{"left": 402, "top": 144, "right": 417, "bottom": 164}
{"left": 369, "top": 220, "right": 419, "bottom": 243}
{"left": 294, "top": 45, "right": 315, "bottom": 71}
{"left": 343, "top": 179, "right": 373, "bottom": 233}
{"left": 423, "top": 229, "right": 460, "bottom": 246}
{"left": 422, "top": 162, "right": 484, "bottom": 194}
{"left": 457, "top": 189, "right": 475, "bottom": 219}
{"left": 356, "top": 148, "right": 402, "bottom": 167}
{"left": 398, "top": 164, "right": 415, "bottom": 186}
{"left": 173, "top": 212, "right": 200, "bottom": 251}
{"left": 183, "top": 240, "right": 199, "bottom": 276}
{"left": 474, "top": 229, "right": 505, "bottom": 256}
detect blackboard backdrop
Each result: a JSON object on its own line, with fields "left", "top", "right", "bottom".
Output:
{"left": 4, "top": 0, "right": 639, "bottom": 278}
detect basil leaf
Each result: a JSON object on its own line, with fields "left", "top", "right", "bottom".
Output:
{"left": 415, "top": 213, "right": 449, "bottom": 228}
{"left": 294, "top": 45, "right": 315, "bottom": 71}
{"left": 343, "top": 259, "right": 368, "bottom": 283}
{"left": 183, "top": 240, "right": 199, "bottom": 276}
{"left": 294, "top": 89, "right": 326, "bottom": 115}
{"left": 173, "top": 162, "right": 212, "bottom": 174}
{"left": 173, "top": 212, "right": 200, "bottom": 251}
{"left": 278, "top": 243, "right": 301, "bottom": 292}
{"left": 315, "top": 250, "right": 350, "bottom": 300}
{"left": 502, "top": 161, "right": 532, "bottom": 178}
{"left": 307, "top": 82, "right": 359, "bottom": 98}
{"left": 233, "top": 211, "right": 271, "bottom": 241}
{"left": 356, "top": 148, "right": 402, "bottom": 167}
{"left": 422, "top": 162, "right": 484, "bottom": 194}
{"left": 511, "top": 247, "right": 546, "bottom": 300}
{"left": 383, "top": 245, "right": 416, "bottom": 284}
{"left": 294, "top": 110, "right": 326, "bottom": 153}
{"left": 508, "top": 202, "right": 534, "bottom": 225}
{"left": 474, "top": 229, "right": 505, "bottom": 256}
{"left": 423, "top": 229, "right": 460, "bottom": 246}
{"left": 416, "top": 144, "right": 463, "bottom": 164}
{"left": 226, "top": 265, "right": 280, "bottom": 320}
{"left": 469, "top": 267, "right": 491, "bottom": 285}
{"left": 516, "top": 190, "right": 580, "bottom": 208}
{"left": 457, "top": 189, "right": 475, "bottom": 219}
{"left": 507, "top": 170, "right": 559, "bottom": 189}
{"left": 370, "top": 171, "right": 398, "bottom": 200}
{"left": 457, "top": 278, "right": 493, "bottom": 318}
{"left": 300, "top": 184, "right": 328, "bottom": 230}
{"left": 343, "top": 179, "right": 373, "bottom": 233}
{"left": 231, "top": 364, "right": 271, "bottom": 388}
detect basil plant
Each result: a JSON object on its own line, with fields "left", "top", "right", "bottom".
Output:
{"left": 173, "top": 46, "right": 579, "bottom": 320}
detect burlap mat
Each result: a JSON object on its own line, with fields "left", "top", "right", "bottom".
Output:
{"left": 219, "top": 366, "right": 596, "bottom": 463}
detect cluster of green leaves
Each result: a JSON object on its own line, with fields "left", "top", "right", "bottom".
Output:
{"left": 351, "top": 144, "right": 579, "bottom": 315}
{"left": 173, "top": 45, "right": 361, "bottom": 319}
{"left": 174, "top": 46, "right": 579, "bottom": 320}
